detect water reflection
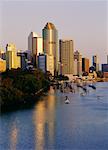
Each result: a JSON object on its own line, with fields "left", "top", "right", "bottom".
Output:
{"left": 33, "top": 87, "right": 56, "bottom": 150}
{"left": 10, "top": 123, "right": 18, "bottom": 150}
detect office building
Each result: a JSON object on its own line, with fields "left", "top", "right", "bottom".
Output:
{"left": 74, "top": 50, "right": 82, "bottom": 76}
{"left": 28, "top": 32, "right": 43, "bottom": 66}
{"left": 42, "top": 22, "right": 58, "bottom": 75}
{"left": 82, "top": 58, "right": 89, "bottom": 73}
{"left": 59, "top": 39, "right": 74, "bottom": 75}
{"left": 38, "top": 53, "right": 46, "bottom": 73}
{"left": 92, "top": 55, "right": 99, "bottom": 71}
{"left": 102, "top": 64, "right": 108, "bottom": 72}
{"left": 17, "top": 52, "right": 28, "bottom": 70}
{"left": 0, "top": 58, "right": 6, "bottom": 72}
{"left": 74, "top": 59, "right": 78, "bottom": 75}
{"left": 6, "top": 43, "right": 21, "bottom": 69}
{"left": 46, "top": 54, "right": 54, "bottom": 76}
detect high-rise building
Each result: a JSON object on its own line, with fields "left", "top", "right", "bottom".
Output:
{"left": 6, "top": 43, "right": 20, "bottom": 69}
{"left": 74, "top": 59, "right": 78, "bottom": 75}
{"left": 17, "top": 52, "right": 28, "bottom": 70}
{"left": 38, "top": 53, "right": 46, "bottom": 73}
{"left": 74, "top": 50, "right": 82, "bottom": 76}
{"left": 46, "top": 54, "right": 54, "bottom": 76}
{"left": 42, "top": 22, "right": 58, "bottom": 75}
{"left": 82, "top": 58, "right": 89, "bottom": 73}
{"left": 92, "top": 55, "right": 99, "bottom": 71}
{"left": 59, "top": 39, "right": 74, "bottom": 75}
{"left": 102, "top": 64, "right": 108, "bottom": 72}
{"left": 28, "top": 32, "right": 43, "bottom": 66}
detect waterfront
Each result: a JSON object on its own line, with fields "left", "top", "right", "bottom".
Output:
{"left": 0, "top": 82, "right": 108, "bottom": 150}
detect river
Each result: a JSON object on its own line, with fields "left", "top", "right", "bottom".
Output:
{"left": 0, "top": 82, "right": 108, "bottom": 150}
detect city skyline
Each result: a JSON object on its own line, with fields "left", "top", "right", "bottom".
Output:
{"left": 0, "top": 0, "right": 108, "bottom": 65}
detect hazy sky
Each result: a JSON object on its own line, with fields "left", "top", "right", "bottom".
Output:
{"left": 0, "top": 0, "right": 108, "bottom": 65}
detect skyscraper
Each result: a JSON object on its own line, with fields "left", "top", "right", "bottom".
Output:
{"left": 82, "top": 57, "right": 89, "bottom": 73}
{"left": 92, "top": 55, "right": 99, "bottom": 71}
{"left": 6, "top": 43, "right": 20, "bottom": 69}
{"left": 28, "top": 32, "right": 43, "bottom": 66}
{"left": 74, "top": 50, "right": 82, "bottom": 76}
{"left": 59, "top": 39, "right": 74, "bottom": 75}
{"left": 42, "top": 22, "right": 58, "bottom": 75}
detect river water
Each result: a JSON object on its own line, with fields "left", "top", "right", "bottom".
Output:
{"left": 0, "top": 82, "right": 108, "bottom": 150}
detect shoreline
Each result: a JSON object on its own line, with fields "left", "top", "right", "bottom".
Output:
{"left": 0, "top": 85, "right": 50, "bottom": 113}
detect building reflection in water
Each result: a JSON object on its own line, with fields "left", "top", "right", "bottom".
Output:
{"left": 33, "top": 87, "right": 56, "bottom": 150}
{"left": 10, "top": 123, "right": 18, "bottom": 150}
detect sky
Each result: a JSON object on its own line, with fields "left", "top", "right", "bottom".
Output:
{"left": 0, "top": 0, "right": 108, "bottom": 65}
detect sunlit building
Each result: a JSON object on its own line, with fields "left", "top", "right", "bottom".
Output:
{"left": 59, "top": 39, "right": 74, "bottom": 75}
{"left": 42, "top": 22, "right": 58, "bottom": 75}
{"left": 74, "top": 59, "right": 77, "bottom": 75}
{"left": 82, "top": 57, "right": 89, "bottom": 73}
{"left": 92, "top": 55, "right": 99, "bottom": 71}
{"left": 46, "top": 54, "right": 54, "bottom": 76}
{"left": 28, "top": 32, "right": 43, "bottom": 66}
{"left": 0, "top": 58, "right": 6, "bottom": 72}
{"left": 74, "top": 50, "right": 82, "bottom": 76}
{"left": 6, "top": 43, "right": 21, "bottom": 69}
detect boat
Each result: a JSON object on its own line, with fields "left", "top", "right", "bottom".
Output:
{"left": 65, "top": 96, "right": 70, "bottom": 104}
{"left": 88, "top": 84, "right": 96, "bottom": 90}
{"left": 80, "top": 92, "right": 86, "bottom": 96}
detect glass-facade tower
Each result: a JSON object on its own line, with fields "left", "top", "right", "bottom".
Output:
{"left": 42, "top": 22, "right": 58, "bottom": 75}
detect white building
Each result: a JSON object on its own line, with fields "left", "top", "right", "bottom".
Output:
{"left": 28, "top": 32, "right": 43, "bottom": 66}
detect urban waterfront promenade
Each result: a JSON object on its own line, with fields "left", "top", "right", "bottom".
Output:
{"left": 0, "top": 82, "right": 108, "bottom": 150}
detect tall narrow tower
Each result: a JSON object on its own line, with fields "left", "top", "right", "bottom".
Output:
{"left": 92, "top": 55, "right": 99, "bottom": 71}
{"left": 59, "top": 39, "right": 74, "bottom": 75}
{"left": 28, "top": 32, "right": 43, "bottom": 66}
{"left": 42, "top": 22, "right": 58, "bottom": 75}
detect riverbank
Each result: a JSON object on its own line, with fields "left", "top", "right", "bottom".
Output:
{"left": 0, "top": 68, "right": 50, "bottom": 113}
{"left": 1, "top": 86, "right": 50, "bottom": 113}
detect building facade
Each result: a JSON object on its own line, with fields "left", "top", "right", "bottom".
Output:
{"left": 0, "top": 58, "right": 6, "bottom": 72}
{"left": 59, "top": 39, "right": 74, "bottom": 75}
{"left": 92, "top": 55, "right": 99, "bottom": 71}
{"left": 42, "top": 22, "right": 58, "bottom": 75}
{"left": 74, "top": 50, "right": 82, "bottom": 76}
{"left": 6, "top": 43, "right": 21, "bottom": 69}
{"left": 82, "top": 58, "right": 89, "bottom": 73}
{"left": 46, "top": 54, "right": 54, "bottom": 76}
{"left": 28, "top": 32, "right": 43, "bottom": 66}
{"left": 102, "top": 64, "right": 108, "bottom": 72}
{"left": 38, "top": 53, "right": 46, "bottom": 73}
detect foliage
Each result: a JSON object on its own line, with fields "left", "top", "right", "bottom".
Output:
{"left": 0, "top": 68, "right": 50, "bottom": 111}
